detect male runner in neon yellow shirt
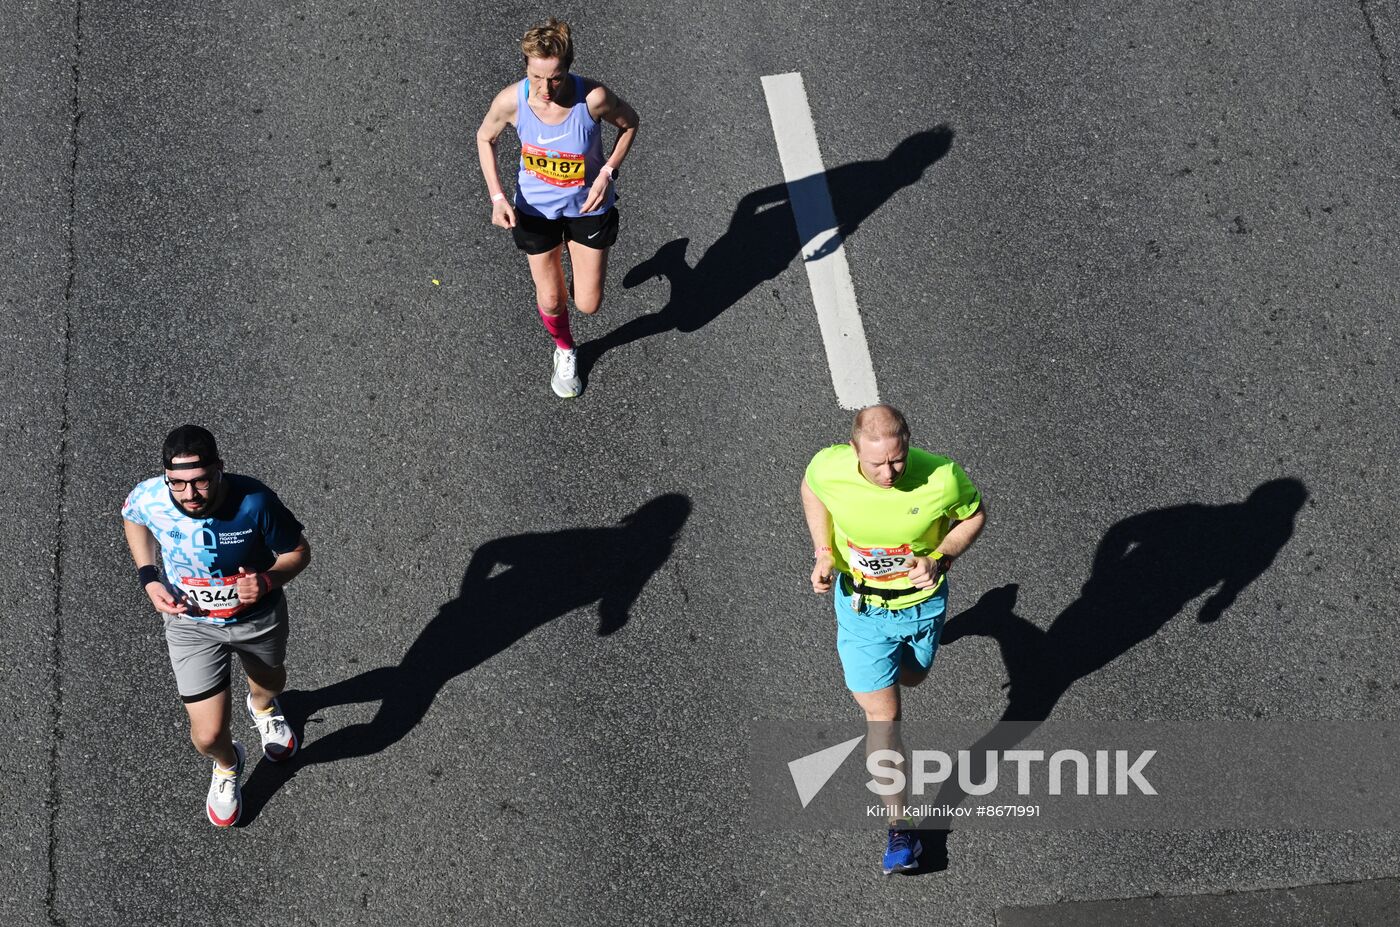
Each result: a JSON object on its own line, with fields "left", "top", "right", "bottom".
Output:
{"left": 801, "top": 404, "right": 986, "bottom": 873}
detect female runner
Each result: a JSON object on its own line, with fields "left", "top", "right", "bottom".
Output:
{"left": 476, "top": 19, "right": 640, "bottom": 398}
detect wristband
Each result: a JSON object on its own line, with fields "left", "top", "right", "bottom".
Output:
{"left": 490, "top": 192, "right": 505, "bottom": 203}
{"left": 137, "top": 565, "right": 160, "bottom": 588}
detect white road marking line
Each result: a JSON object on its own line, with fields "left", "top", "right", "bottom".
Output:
{"left": 761, "top": 72, "right": 880, "bottom": 410}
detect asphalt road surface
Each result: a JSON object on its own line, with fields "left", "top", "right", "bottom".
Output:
{"left": 3, "top": 1, "right": 1399, "bottom": 925}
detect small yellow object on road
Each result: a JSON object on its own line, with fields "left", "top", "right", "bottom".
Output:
{"left": 432, "top": 279, "right": 440, "bottom": 285}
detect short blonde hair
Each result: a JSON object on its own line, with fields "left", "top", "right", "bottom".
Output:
{"left": 521, "top": 19, "right": 574, "bottom": 68}
{"left": 851, "top": 404, "right": 910, "bottom": 449}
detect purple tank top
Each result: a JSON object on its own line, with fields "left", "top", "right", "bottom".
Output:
{"left": 514, "top": 76, "right": 614, "bottom": 219}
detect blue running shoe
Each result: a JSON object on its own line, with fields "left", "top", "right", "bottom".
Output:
{"left": 882, "top": 829, "right": 922, "bottom": 875}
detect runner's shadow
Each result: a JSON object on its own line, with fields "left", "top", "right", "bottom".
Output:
{"left": 906, "top": 478, "right": 1308, "bottom": 872}
{"left": 575, "top": 125, "right": 955, "bottom": 381}
{"left": 238, "top": 494, "right": 691, "bottom": 824}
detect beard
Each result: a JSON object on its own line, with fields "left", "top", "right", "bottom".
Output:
{"left": 170, "top": 484, "right": 224, "bottom": 518}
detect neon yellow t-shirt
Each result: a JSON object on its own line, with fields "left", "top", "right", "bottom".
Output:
{"left": 804, "top": 444, "right": 981, "bottom": 609}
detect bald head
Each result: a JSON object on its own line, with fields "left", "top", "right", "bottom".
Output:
{"left": 849, "top": 405, "right": 910, "bottom": 488}
{"left": 851, "top": 404, "right": 910, "bottom": 451}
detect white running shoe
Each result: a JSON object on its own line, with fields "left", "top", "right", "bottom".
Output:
{"left": 246, "top": 693, "right": 298, "bottom": 762}
{"left": 206, "top": 740, "right": 245, "bottom": 827}
{"left": 551, "top": 347, "right": 582, "bottom": 398}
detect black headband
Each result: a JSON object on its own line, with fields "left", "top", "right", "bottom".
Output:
{"left": 164, "top": 456, "right": 216, "bottom": 471}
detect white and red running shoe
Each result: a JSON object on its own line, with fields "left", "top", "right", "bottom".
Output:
{"left": 206, "top": 741, "right": 245, "bottom": 827}
{"left": 246, "top": 693, "right": 298, "bottom": 762}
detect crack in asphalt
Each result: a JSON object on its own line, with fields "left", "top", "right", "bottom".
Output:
{"left": 44, "top": 1, "right": 82, "bottom": 924}
{"left": 672, "top": 558, "right": 690, "bottom": 606}
{"left": 1361, "top": 0, "right": 1400, "bottom": 119}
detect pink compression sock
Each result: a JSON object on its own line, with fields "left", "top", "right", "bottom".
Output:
{"left": 538, "top": 306, "right": 574, "bottom": 350}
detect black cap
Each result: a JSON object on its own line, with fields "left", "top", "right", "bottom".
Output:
{"left": 162, "top": 425, "right": 220, "bottom": 470}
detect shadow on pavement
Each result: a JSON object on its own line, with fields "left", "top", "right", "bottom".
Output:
{"left": 576, "top": 125, "right": 955, "bottom": 381}
{"left": 238, "top": 493, "right": 691, "bottom": 824}
{"left": 905, "top": 478, "right": 1308, "bottom": 873}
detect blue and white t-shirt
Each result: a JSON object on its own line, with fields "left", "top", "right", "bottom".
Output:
{"left": 122, "top": 473, "right": 305, "bottom": 625}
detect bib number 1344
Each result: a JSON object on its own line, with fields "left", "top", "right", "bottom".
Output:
{"left": 175, "top": 575, "right": 244, "bottom": 618}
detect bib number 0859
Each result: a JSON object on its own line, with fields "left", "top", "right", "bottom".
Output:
{"left": 847, "top": 542, "right": 914, "bottom": 580}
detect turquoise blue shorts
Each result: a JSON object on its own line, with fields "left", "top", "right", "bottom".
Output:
{"left": 834, "top": 576, "right": 949, "bottom": 693}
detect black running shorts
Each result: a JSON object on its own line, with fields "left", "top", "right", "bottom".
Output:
{"left": 512, "top": 206, "right": 619, "bottom": 255}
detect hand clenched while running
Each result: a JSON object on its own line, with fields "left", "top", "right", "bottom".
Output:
{"left": 491, "top": 198, "right": 517, "bottom": 229}
{"left": 144, "top": 581, "right": 189, "bottom": 615}
{"left": 907, "top": 555, "right": 946, "bottom": 589}
{"left": 580, "top": 171, "right": 612, "bottom": 215}
{"left": 811, "top": 552, "right": 836, "bottom": 594}
{"left": 236, "top": 566, "right": 268, "bottom": 605}
{"left": 808, "top": 555, "right": 946, "bottom": 594}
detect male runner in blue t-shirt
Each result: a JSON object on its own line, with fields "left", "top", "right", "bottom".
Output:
{"left": 121, "top": 425, "right": 311, "bottom": 826}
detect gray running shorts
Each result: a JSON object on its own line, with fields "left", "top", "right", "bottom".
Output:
{"left": 163, "top": 598, "right": 289, "bottom": 703}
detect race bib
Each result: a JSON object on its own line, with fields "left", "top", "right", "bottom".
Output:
{"left": 174, "top": 574, "right": 244, "bottom": 619}
{"left": 848, "top": 541, "right": 914, "bottom": 580}
{"left": 521, "top": 143, "right": 587, "bottom": 188}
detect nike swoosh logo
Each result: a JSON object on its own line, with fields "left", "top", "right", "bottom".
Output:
{"left": 538, "top": 132, "right": 570, "bottom": 143}
{"left": 587, "top": 230, "right": 603, "bottom": 239}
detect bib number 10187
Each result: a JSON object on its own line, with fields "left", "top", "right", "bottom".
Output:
{"left": 521, "top": 143, "right": 586, "bottom": 188}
